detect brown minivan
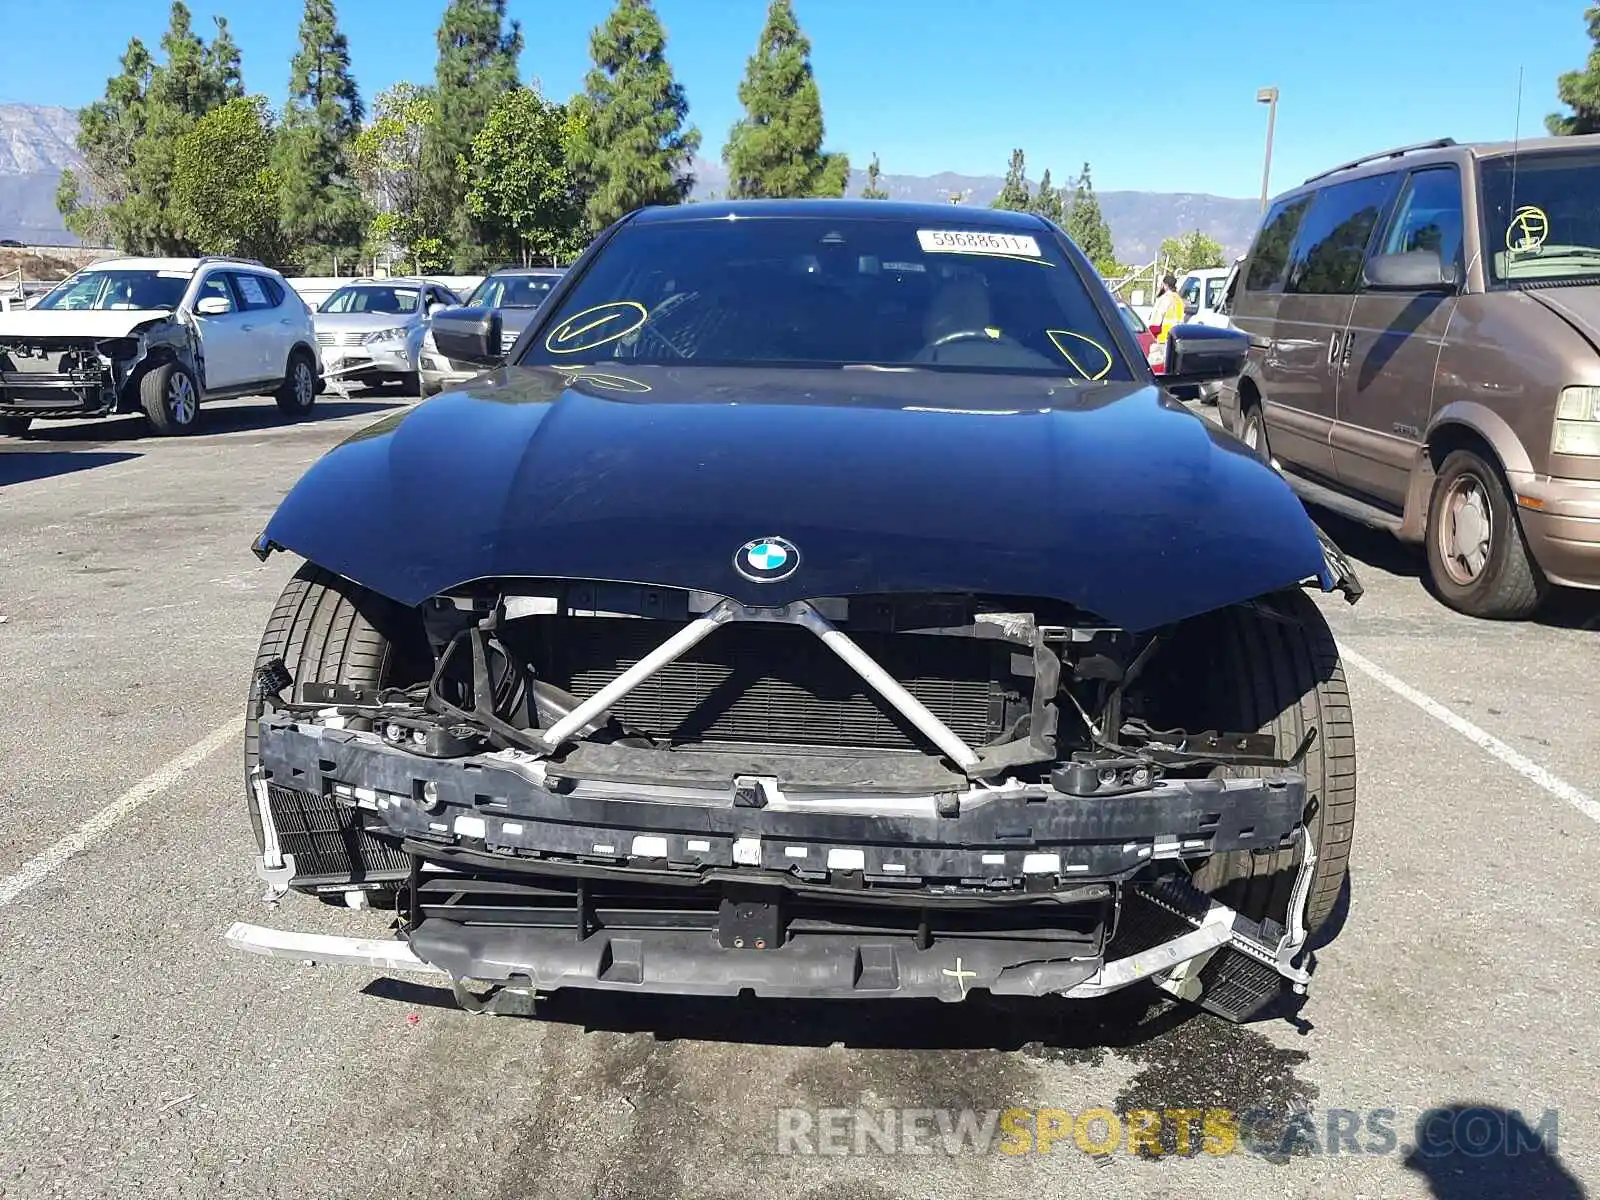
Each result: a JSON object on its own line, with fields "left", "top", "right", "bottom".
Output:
{"left": 1218, "top": 134, "right": 1600, "bottom": 619}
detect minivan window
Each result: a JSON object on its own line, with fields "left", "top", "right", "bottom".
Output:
{"left": 1379, "top": 167, "right": 1464, "bottom": 268}
{"left": 1481, "top": 148, "right": 1600, "bottom": 284}
{"left": 1244, "top": 196, "right": 1311, "bottom": 292}
{"left": 1285, "top": 173, "right": 1398, "bottom": 295}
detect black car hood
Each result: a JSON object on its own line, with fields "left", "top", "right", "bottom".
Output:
{"left": 260, "top": 365, "right": 1332, "bottom": 632}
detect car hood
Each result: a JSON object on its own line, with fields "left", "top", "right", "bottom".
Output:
{"left": 1531, "top": 285, "right": 1600, "bottom": 349}
{"left": 0, "top": 308, "right": 174, "bottom": 339}
{"left": 259, "top": 365, "right": 1333, "bottom": 632}
{"left": 313, "top": 311, "right": 418, "bottom": 331}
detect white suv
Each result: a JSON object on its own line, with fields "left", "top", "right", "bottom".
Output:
{"left": 0, "top": 256, "right": 322, "bottom": 437}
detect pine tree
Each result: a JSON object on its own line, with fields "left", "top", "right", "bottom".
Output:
{"left": 568, "top": 0, "right": 701, "bottom": 231}
{"left": 991, "top": 148, "right": 1029, "bottom": 211}
{"left": 420, "top": 0, "right": 523, "bottom": 265}
{"left": 1031, "top": 167, "right": 1062, "bottom": 225}
{"left": 1064, "top": 162, "right": 1117, "bottom": 272}
{"left": 1548, "top": 6, "right": 1600, "bottom": 135}
{"left": 860, "top": 152, "right": 888, "bottom": 199}
{"left": 60, "top": 3, "right": 243, "bottom": 254}
{"left": 275, "top": 0, "right": 366, "bottom": 271}
{"left": 723, "top": 0, "right": 848, "bottom": 198}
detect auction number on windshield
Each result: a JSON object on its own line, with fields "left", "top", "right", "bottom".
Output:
{"left": 917, "top": 230, "right": 1043, "bottom": 259}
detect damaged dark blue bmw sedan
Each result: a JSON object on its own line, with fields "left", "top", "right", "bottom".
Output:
{"left": 229, "top": 200, "right": 1362, "bottom": 1023}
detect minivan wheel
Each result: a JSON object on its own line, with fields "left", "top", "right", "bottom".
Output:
{"left": 1424, "top": 448, "right": 1548, "bottom": 619}
{"left": 1241, "top": 404, "right": 1271, "bottom": 464}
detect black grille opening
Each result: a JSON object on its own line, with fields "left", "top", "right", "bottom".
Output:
{"left": 516, "top": 616, "right": 1023, "bottom": 752}
{"left": 266, "top": 783, "right": 409, "bottom": 883}
{"left": 411, "top": 871, "right": 1105, "bottom": 949}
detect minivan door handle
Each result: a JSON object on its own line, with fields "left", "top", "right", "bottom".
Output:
{"left": 1327, "top": 330, "right": 1342, "bottom": 369}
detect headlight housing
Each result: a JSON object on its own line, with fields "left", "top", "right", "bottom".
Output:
{"left": 364, "top": 326, "right": 408, "bottom": 345}
{"left": 1553, "top": 386, "right": 1600, "bottom": 457}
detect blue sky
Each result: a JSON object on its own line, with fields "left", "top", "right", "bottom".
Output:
{"left": 0, "top": 0, "right": 1592, "bottom": 197}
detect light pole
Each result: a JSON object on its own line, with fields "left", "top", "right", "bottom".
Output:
{"left": 1257, "top": 86, "right": 1279, "bottom": 213}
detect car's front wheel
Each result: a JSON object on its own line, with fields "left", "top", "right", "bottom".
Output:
{"left": 1240, "top": 403, "right": 1271, "bottom": 464}
{"left": 139, "top": 362, "right": 200, "bottom": 435}
{"left": 1423, "top": 448, "right": 1547, "bottom": 620}
{"left": 275, "top": 350, "right": 317, "bottom": 417}
{"left": 245, "top": 563, "right": 427, "bottom": 895}
{"left": 0, "top": 415, "right": 32, "bottom": 437}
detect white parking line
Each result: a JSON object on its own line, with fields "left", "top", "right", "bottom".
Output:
{"left": 1341, "top": 645, "right": 1600, "bottom": 825}
{"left": 0, "top": 718, "right": 237, "bottom": 908}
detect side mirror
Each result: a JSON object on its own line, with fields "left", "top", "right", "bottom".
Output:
{"left": 1363, "top": 249, "right": 1459, "bottom": 292}
{"left": 1182, "top": 302, "right": 1198, "bottom": 319}
{"left": 1163, "top": 324, "right": 1249, "bottom": 385}
{"left": 194, "top": 295, "right": 232, "bottom": 316}
{"left": 430, "top": 306, "right": 504, "bottom": 366}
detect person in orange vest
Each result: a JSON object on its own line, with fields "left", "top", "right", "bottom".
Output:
{"left": 1150, "top": 273, "right": 1185, "bottom": 343}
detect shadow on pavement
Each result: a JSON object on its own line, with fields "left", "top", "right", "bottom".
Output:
{"left": 13, "top": 396, "right": 406, "bottom": 443}
{"left": 0, "top": 449, "right": 140, "bottom": 486}
{"left": 1403, "top": 1103, "right": 1587, "bottom": 1200}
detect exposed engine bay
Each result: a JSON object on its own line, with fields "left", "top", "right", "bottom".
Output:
{"left": 0, "top": 320, "right": 197, "bottom": 418}
{"left": 237, "top": 579, "right": 1327, "bottom": 1021}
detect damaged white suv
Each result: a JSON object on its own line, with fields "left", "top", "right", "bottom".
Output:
{"left": 0, "top": 256, "right": 321, "bottom": 437}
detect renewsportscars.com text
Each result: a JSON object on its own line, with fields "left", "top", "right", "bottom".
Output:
{"left": 773, "top": 1106, "right": 1561, "bottom": 1159}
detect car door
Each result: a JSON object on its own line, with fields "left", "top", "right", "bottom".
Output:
{"left": 188, "top": 271, "right": 252, "bottom": 391}
{"left": 1266, "top": 172, "right": 1400, "bottom": 480}
{"left": 1333, "top": 165, "right": 1465, "bottom": 507}
{"left": 228, "top": 271, "right": 286, "bottom": 382}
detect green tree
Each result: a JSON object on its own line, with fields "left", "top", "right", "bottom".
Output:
{"left": 723, "top": 0, "right": 848, "bottom": 198}
{"left": 1158, "top": 228, "right": 1226, "bottom": 274}
{"left": 275, "top": 0, "right": 367, "bottom": 272}
{"left": 60, "top": 3, "right": 243, "bottom": 254}
{"left": 1031, "top": 167, "right": 1062, "bottom": 225}
{"left": 421, "top": 0, "right": 523, "bottom": 265}
{"left": 172, "top": 96, "right": 288, "bottom": 262}
{"left": 1548, "top": 6, "right": 1600, "bottom": 134}
{"left": 352, "top": 83, "right": 442, "bottom": 272}
{"left": 1064, "top": 162, "right": 1117, "bottom": 272}
{"left": 991, "top": 148, "right": 1029, "bottom": 211}
{"left": 860, "top": 152, "right": 888, "bottom": 199}
{"left": 569, "top": 0, "right": 701, "bottom": 231}
{"left": 461, "top": 86, "right": 588, "bottom": 266}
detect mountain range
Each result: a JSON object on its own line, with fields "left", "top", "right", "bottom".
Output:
{"left": 0, "top": 102, "right": 1261, "bottom": 262}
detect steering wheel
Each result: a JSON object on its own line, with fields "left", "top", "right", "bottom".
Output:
{"left": 927, "top": 328, "right": 1019, "bottom": 350}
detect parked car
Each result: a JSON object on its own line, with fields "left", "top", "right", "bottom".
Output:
{"left": 1178, "top": 266, "right": 1233, "bottom": 323}
{"left": 418, "top": 266, "right": 566, "bottom": 395}
{"left": 313, "top": 277, "right": 462, "bottom": 396}
{"left": 231, "top": 200, "right": 1361, "bottom": 1026}
{"left": 0, "top": 255, "right": 320, "bottom": 437}
{"left": 1221, "top": 134, "right": 1600, "bottom": 619}
{"left": 1115, "top": 298, "right": 1155, "bottom": 363}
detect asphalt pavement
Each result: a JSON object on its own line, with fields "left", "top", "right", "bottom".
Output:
{"left": 1, "top": 393, "right": 1596, "bottom": 1200}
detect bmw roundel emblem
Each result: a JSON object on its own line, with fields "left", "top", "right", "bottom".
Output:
{"left": 735, "top": 536, "right": 800, "bottom": 583}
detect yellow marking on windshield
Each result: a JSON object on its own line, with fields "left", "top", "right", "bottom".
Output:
{"left": 1046, "top": 330, "right": 1113, "bottom": 381}
{"left": 1506, "top": 205, "right": 1549, "bottom": 252}
{"left": 545, "top": 301, "right": 649, "bottom": 354}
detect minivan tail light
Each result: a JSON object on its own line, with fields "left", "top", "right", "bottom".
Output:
{"left": 1553, "top": 386, "right": 1600, "bottom": 456}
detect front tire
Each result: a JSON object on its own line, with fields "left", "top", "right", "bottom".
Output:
{"left": 275, "top": 350, "right": 317, "bottom": 417}
{"left": 1162, "top": 591, "right": 1356, "bottom": 937}
{"left": 1424, "top": 448, "right": 1547, "bottom": 620}
{"left": 0, "top": 415, "right": 32, "bottom": 437}
{"left": 1240, "top": 402, "right": 1271, "bottom": 465}
{"left": 139, "top": 362, "right": 200, "bottom": 435}
{"left": 245, "top": 563, "right": 424, "bottom": 893}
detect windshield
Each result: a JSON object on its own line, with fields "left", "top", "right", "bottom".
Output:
{"left": 320, "top": 285, "right": 421, "bottom": 315}
{"left": 34, "top": 269, "right": 190, "bottom": 312}
{"left": 520, "top": 216, "right": 1129, "bottom": 379}
{"left": 1482, "top": 149, "right": 1600, "bottom": 285}
{"left": 468, "top": 273, "right": 562, "bottom": 309}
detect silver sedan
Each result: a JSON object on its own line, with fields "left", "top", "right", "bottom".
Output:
{"left": 312, "top": 278, "right": 463, "bottom": 395}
